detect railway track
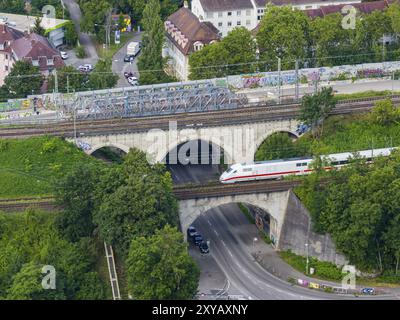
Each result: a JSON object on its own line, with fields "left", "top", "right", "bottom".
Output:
{"left": 0, "top": 179, "right": 303, "bottom": 211}
{"left": 1, "top": 95, "right": 399, "bottom": 139}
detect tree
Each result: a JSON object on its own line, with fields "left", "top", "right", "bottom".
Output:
{"left": 369, "top": 99, "right": 400, "bottom": 126}
{"left": 137, "top": 0, "right": 166, "bottom": 84}
{"left": 55, "top": 164, "right": 101, "bottom": 242}
{"left": 189, "top": 27, "right": 257, "bottom": 80}
{"left": 93, "top": 149, "right": 179, "bottom": 255}
{"left": 64, "top": 21, "right": 78, "bottom": 47}
{"left": 48, "top": 66, "right": 86, "bottom": 93}
{"left": 117, "top": 14, "right": 127, "bottom": 31}
{"left": 32, "top": 16, "right": 45, "bottom": 36}
{"left": 4, "top": 61, "right": 43, "bottom": 97}
{"left": 126, "top": 225, "right": 199, "bottom": 299}
{"left": 88, "top": 59, "right": 119, "bottom": 90}
{"left": 79, "top": 0, "right": 112, "bottom": 35}
{"left": 256, "top": 6, "right": 310, "bottom": 70}
{"left": 6, "top": 262, "right": 66, "bottom": 300}
{"left": 299, "top": 87, "right": 336, "bottom": 138}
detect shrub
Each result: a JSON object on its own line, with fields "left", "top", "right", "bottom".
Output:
{"left": 75, "top": 46, "right": 86, "bottom": 59}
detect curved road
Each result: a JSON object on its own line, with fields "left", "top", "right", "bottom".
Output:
{"left": 191, "top": 203, "right": 398, "bottom": 300}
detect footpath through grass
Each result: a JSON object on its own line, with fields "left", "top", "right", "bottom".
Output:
{"left": 0, "top": 136, "right": 103, "bottom": 198}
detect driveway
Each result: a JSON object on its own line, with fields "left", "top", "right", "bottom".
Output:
{"left": 63, "top": 0, "right": 99, "bottom": 67}
{"left": 112, "top": 32, "right": 142, "bottom": 88}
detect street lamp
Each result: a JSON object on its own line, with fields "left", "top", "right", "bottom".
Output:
{"left": 305, "top": 243, "right": 309, "bottom": 275}
{"left": 253, "top": 237, "right": 258, "bottom": 249}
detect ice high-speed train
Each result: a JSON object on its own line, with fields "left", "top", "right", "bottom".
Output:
{"left": 219, "top": 147, "right": 395, "bottom": 184}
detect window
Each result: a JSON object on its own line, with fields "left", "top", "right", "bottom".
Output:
{"left": 246, "top": 9, "right": 251, "bottom": 16}
{"left": 206, "top": 12, "right": 214, "bottom": 18}
{"left": 227, "top": 11, "right": 232, "bottom": 16}
{"left": 243, "top": 168, "right": 252, "bottom": 172}
{"left": 5, "top": 65, "right": 8, "bottom": 71}
{"left": 246, "top": 20, "right": 251, "bottom": 25}
{"left": 193, "top": 41, "right": 204, "bottom": 51}
{"left": 237, "top": 10, "right": 241, "bottom": 16}
{"left": 227, "top": 21, "right": 232, "bottom": 27}
{"left": 237, "top": 21, "right": 241, "bottom": 26}
{"left": 257, "top": 16, "right": 262, "bottom": 20}
{"left": 218, "top": 12, "right": 222, "bottom": 17}
{"left": 218, "top": 22, "right": 222, "bottom": 27}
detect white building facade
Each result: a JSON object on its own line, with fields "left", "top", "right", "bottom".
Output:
{"left": 191, "top": 0, "right": 362, "bottom": 37}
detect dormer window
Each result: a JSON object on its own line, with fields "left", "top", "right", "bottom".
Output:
{"left": 193, "top": 41, "right": 204, "bottom": 51}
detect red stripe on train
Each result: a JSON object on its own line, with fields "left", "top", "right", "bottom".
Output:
{"left": 221, "top": 166, "right": 333, "bottom": 182}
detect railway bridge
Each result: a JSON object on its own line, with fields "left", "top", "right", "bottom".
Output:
{"left": 69, "top": 118, "right": 300, "bottom": 164}
{"left": 174, "top": 180, "right": 347, "bottom": 265}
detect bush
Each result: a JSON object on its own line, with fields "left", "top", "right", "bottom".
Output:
{"left": 75, "top": 46, "right": 86, "bottom": 59}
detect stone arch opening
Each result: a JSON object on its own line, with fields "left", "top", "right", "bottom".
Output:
{"left": 89, "top": 143, "right": 129, "bottom": 164}
{"left": 186, "top": 202, "right": 278, "bottom": 248}
{"left": 254, "top": 130, "right": 302, "bottom": 162}
{"left": 163, "top": 139, "right": 230, "bottom": 185}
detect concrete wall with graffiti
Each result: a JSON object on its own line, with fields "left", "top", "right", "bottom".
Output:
{"left": 222, "top": 60, "right": 400, "bottom": 90}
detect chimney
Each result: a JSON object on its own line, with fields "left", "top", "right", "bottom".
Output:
{"left": 184, "top": 1, "right": 189, "bottom": 9}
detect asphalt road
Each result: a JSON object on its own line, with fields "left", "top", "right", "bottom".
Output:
{"left": 63, "top": 0, "right": 99, "bottom": 66}
{"left": 190, "top": 203, "right": 398, "bottom": 300}
{"left": 168, "top": 164, "right": 220, "bottom": 185}
{"left": 112, "top": 32, "right": 142, "bottom": 87}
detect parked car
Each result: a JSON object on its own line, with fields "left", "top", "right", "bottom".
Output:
{"left": 60, "top": 51, "right": 68, "bottom": 60}
{"left": 77, "top": 64, "right": 93, "bottom": 73}
{"left": 127, "top": 76, "right": 138, "bottom": 86}
{"left": 199, "top": 241, "right": 209, "bottom": 254}
{"left": 192, "top": 233, "right": 203, "bottom": 246}
{"left": 361, "top": 288, "right": 375, "bottom": 295}
{"left": 187, "top": 226, "right": 197, "bottom": 239}
{"left": 124, "top": 71, "right": 134, "bottom": 78}
{"left": 124, "top": 54, "right": 135, "bottom": 62}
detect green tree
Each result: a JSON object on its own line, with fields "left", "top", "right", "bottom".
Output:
{"left": 137, "top": 0, "right": 166, "bottom": 84}
{"left": 32, "top": 16, "right": 45, "bottom": 36}
{"left": 189, "top": 27, "right": 257, "bottom": 79}
{"left": 299, "top": 87, "right": 336, "bottom": 138}
{"left": 55, "top": 164, "right": 101, "bottom": 242}
{"left": 6, "top": 262, "right": 66, "bottom": 300}
{"left": 48, "top": 66, "right": 86, "bottom": 93}
{"left": 126, "top": 225, "right": 199, "bottom": 299}
{"left": 93, "top": 149, "right": 179, "bottom": 255}
{"left": 4, "top": 61, "right": 43, "bottom": 97}
{"left": 88, "top": 58, "right": 119, "bottom": 90}
{"left": 369, "top": 99, "right": 400, "bottom": 125}
{"left": 256, "top": 6, "right": 310, "bottom": 70}
{"left": 64, "top": 21, "right": 78, "bottom": 47}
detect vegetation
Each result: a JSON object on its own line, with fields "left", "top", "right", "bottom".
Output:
{"left": 88, "top": 59, "right": 119, "bottom": 90}
{"left": 295, "top": 149, "right": 400, "bottom": 274}
{"left": 0, "top": 137, "right": 103, "bottom": 198}
{"left": 256, "top": 99, "right": 400, "bottom": 161}
{"left": 137, "top": 0, "right": 175, "bottom": 85}
{"left": 1, "top": 61, "right": 43, "bottom": 98}
{"left": 93, "top": 149, "right": 179, "bottom": 256}
{"left": 0, "top": 0, "right": 67, "bottom": 18}
{"left": 64, "top": 22, "right": 79, "bottom": 48}
{"left": 32, "top": 17, "right": 45, "bottom": 36}
{"left": 75, "top": 46, "right": 87, "bottom": 59}
{"left": 189, "top": 27, "right": 258, "bottom": 80}
{"left": 299, "top": 87, "right": 336, "bottom": 138}
{"left": 126, "top": 225, "right": 199, "bottom": 299}
{"left": 0, "top": 210, "right": 107, "bottom": 299}
{"left": 279, "top": 250, "right": 343, "bottom": 281}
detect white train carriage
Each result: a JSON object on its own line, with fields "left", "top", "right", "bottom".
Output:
{"left": 219, "top": 147, "right": 395, "bottom": 184}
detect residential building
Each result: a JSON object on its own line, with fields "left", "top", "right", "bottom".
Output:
{"left": 163, "top": 6, "right": 220, "bottom": 81}
{"left": 0, "top": 12, "right": 70, "bottom": 47}
{"left": 191, "top": 0, "right": 362, "bottom": 37}
{"left": 0, "top": 24, "right": 64, "bottom": 86}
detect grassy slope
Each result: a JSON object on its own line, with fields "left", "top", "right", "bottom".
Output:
{"left": 0, "top": 136, "right": 103, "bottom": 198}
{"left": 295, "top": 113, "right": 400, "bottom": 155}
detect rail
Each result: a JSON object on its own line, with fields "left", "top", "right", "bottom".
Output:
{"left": 1, "top": 95, "right": 399, "bottom": 139}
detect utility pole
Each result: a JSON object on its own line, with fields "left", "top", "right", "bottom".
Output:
{"left": 277, "top": 57, "right": 281, "bottom": 104}
{"left": 305, "top": 243, "right": 309, "bottom": 274}
{"left": 295, "top": 59, "right": 299, "bottom": 102}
